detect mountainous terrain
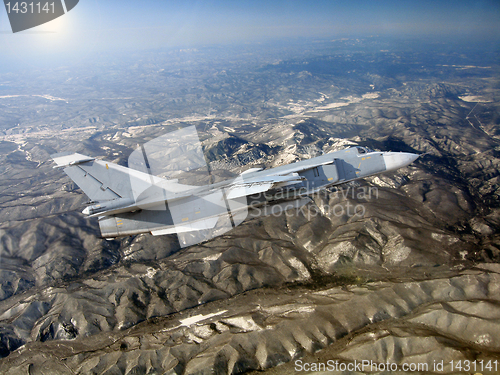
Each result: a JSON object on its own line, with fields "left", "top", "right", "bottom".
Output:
{"left": 0, "top": 38, "right": 499, "bottom": 374}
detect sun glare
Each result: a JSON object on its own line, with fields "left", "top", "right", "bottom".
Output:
{"left": 24, "top": 9, "right": 81, "bottom": 58}
{"left": 38, "top": 12, "right": 71, "bottom": 33}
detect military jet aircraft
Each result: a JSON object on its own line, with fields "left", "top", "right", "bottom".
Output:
{"left": 52, "top": 141, "right": 419, "bottom": 247}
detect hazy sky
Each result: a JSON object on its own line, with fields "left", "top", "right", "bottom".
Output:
{"left": 0, "top": 0, "right": 499, "bottom": 71}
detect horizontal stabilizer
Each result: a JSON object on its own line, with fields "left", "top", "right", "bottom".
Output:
{"left": 85, "top": 191, "right": 196, "bottom": 217}
{"left": 52, "top": 152, "right": 198, "bottom": 205}
{"left": 52, "top": 153, "right": 95, "bottom": 168}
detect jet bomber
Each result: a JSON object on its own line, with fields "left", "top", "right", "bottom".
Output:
{"left": 53, "top": 133, "right": 419, "bottom": 247}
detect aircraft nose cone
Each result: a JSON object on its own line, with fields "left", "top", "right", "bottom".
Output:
{"left": 383, "top": 152, "right": 420, "bottom": 172}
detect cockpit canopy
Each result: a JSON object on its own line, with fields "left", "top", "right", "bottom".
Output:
{"left": 356, "top": 146, "right": 374, "bottom": 154}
